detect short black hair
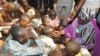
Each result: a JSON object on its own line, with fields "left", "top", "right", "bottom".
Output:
{"left": 49, "top": 9, "right": 56, "bottom": 17}
{"left": 19, "top": 14, "right": 31, "bottom": 21}
{"left": 41, "top": 26, "right": 52, "bottom": 35}
{"left": 9, "top": 26, "right": 27, "bottom": 41}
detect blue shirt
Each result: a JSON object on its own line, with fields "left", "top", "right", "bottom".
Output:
{"left": 4, "top": 38, "right": 47, "bottom": 56}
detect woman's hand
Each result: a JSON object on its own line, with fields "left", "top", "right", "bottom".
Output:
{"left": 70, "top": 10, "right": 77, "bottom": 19}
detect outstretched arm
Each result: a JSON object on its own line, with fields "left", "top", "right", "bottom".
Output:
{"left": 71, "top": 0, "right": 86, "bottom": 19}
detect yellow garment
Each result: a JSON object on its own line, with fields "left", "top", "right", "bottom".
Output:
{"left": 76, "top": 48, "right": 91, "bottom": 56}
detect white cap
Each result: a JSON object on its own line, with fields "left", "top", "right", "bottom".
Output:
{"left": 27, "top": 8, "right": 36, "bottom": 16}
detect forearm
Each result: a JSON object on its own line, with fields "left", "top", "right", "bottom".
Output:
{"left": 18, "top": 7, "right": 25, "bottom": 14}
{"left": 0, "top": 22, "right": 13, "bottom": 26}
{"left": 75, "top": 0, "right": 86, "bottom": 12}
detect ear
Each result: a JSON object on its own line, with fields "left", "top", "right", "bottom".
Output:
{"left": 18, "top": 37, "right": 23, "bottom": 43}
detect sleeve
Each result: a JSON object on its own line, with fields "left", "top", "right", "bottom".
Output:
{"left": 31, "top": 28, "right": 39, "bottom": 38}
{"left": 75, "top": 24, "right": 94, "bottom": 45}
{"left": 41, "top": 37, "right": 57, "bottom": 50}
{"left": 5, "top": 39, "right": 46, "bottom": 56}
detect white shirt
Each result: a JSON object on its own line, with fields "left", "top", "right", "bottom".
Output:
{"left": 32, "top": 18, "right": 42, "bottom": 28}
{"left": 5, "top": 39, "right": 47, "bottom": 56}
{"left": 40, "top": 35, "right": 56, "bottom": 54}
{"left": 83, "top": 0, "right": 100, "bottom": 9}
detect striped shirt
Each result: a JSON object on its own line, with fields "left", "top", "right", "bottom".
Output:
{"left": 75, "top": 22, "right": 95, "bottom": 46}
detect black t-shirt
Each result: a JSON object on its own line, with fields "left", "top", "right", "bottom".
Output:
{"left": 28, "top": 0, "right": 38, "bottom": 9}
{"left": 7, "top": 0, "right": 16, "bottom": 2}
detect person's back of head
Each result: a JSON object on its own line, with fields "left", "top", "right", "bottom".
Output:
{"left": 41, "top": 26, "right": 52, "bottom": 35}
{"left": 49, "top": 49, "right": 66, "bottom": 56}
{"left": 9, "top": 26, "right": 29, "bottom": 44}
{"left": 41, "top": 26, "right": 57, "bottom": 38}
{"left": 65, "top": 40, "right": 80, "bottom": 56}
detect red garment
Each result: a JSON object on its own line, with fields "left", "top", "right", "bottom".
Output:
{"left": 0, "top": 0, "right": 3, "bottom": 7}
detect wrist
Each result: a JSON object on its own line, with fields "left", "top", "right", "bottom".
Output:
{"left": 74, "top": 7, "right": 78, "bottom": 13}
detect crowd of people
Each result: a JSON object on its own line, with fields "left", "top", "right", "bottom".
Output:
{"left": 0, "top": 0, "right": 100, "bottom": 56}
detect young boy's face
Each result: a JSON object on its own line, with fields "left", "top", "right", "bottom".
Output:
{"left": 43, "top": 18, "right": 51, "bottom": 26}
{"left": 20, "top": 17, "right": 31, "bottom": 28}
{"left": 18, "top": 31, "right": 29, "bottom": 44}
